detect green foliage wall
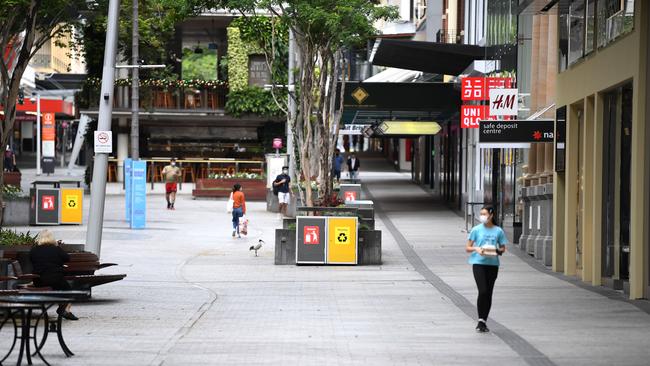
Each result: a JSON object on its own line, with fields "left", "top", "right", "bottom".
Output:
{"left": 226, "top": 26, "right": 263, "bottom": 92}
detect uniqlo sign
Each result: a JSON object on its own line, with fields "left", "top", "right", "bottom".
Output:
{"left": 461, "top": 105, "right": 491, "bottom": 129}
{"left": 461, "top": 77, "right": 485, "bottom": 101}
{"left": 462, "top": 77, "right": 514, "bottom": 101}
{"left": 42, "top": 195, "right": 55, "bottom": 211}
{"left": 304, "top": 226, "right": 320, "bottom": 245}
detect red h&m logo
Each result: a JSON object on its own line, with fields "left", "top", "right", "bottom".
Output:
{"left": 304, "top": 226, "right": 320, "bottom": 245}
{"left": 42, "top": 195, "right": 55, "bottom": 211}
{"left": 344, "top": 191, "right": 357, "bottom": 201}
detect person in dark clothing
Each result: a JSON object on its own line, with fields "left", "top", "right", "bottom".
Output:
{"left": 347, "top": 153, "right": 360, "bottom": 180}
{"left": 29, "top": 230, "right": 78, "bottom": 320}
{"left": 332, "top": 150, "right": 344, "bottom": 182}
{"left": 273, "top": 166, "right": 291, "bottom": 217}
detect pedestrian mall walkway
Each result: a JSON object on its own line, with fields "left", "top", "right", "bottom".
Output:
{"left": 7, "top": 156, "right": 650, "bottom": 366}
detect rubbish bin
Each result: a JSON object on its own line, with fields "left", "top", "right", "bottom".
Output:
{"left": 326, "top": 217, "right": 358, "bottom": 264}
{"left": 29, "top": 181, "right": 60, "bottom": 225}
{"left": 339, "top": 183, "right": 362, "bottom": 202}
{"left": 56, "top": 180, "right": 83, "bottom": 225}
{"left": 296, "top": 216, "right": 327, "bottom": 264}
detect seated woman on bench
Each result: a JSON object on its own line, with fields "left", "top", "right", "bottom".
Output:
{"left": 29, "top": 230, "right": 78, "bottom": 320}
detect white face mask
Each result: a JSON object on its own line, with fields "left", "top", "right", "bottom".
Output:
{"left": 479, "top": 215, "right": 490, "bottom": 224}
{"left": 171, "top": 162, "right": 176, "bottom": 166}
{"left": 282, "top": 170, "right": 288, "bottom": 174}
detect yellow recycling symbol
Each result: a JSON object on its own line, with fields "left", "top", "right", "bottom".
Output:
{"left": 67, "top": 195, "right": 79, "bottom": 209}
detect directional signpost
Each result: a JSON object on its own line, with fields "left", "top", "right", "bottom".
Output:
{"left": 373, "top": 121, "right": 442, "bottom": 136}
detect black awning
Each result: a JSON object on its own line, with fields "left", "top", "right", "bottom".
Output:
{"left": 370, "top": 39, "right": 486, "bottom": 76}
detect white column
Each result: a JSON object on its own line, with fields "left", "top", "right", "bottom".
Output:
{"left": 117, "top": 117, "right": 128, "bottom": 182}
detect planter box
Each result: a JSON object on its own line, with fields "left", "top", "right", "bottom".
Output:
{"left": 274, "top": 229, "right": 296, "bottom": 265}
{"left": 274, "top": 228, "right": 382, "bottom": 265}
{"left": 192, "top": 178, "right": 266, "bottom": 200}
{"left": 358, "top": 230, "right": 382, "bottom": 265}
{"left": 3, "top": 171, "right": 21, "bottom": 187}
{"left": 2, "top": 197, "right": 30, "bottom": 226}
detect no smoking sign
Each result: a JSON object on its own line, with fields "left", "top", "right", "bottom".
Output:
{"left": 94, "top": 131, "right": 113, "bottom": 154}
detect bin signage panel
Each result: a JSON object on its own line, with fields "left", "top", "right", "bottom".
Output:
{"left": 130, "top": 160, "right": 146, "bottom": 229}
{"left": 327, "top": 217, "right": 357, "bottom": 264}
{"left": 42, "top": 196, "right": 55, "bottom": 210}
{"left": 340, "top": 184, "right": 361, "bottom": 202}
{"left": 296, "top": 217, "right": 326, "bottom": 264}
{"left": 36, "top": 189, "right": 59, "bottom": 224}
{"left": 60, "top": 188, "right": 83, "bottom": 224}
{"left": 304, "top": 226, "right": 320, "bottom": 245}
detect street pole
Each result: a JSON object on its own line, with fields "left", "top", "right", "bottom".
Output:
{"left": 287, "top": 29, "right": 296, "bottom": 179}
{"left": 86, "top": 0, "right": 120, "bottom": 257}
{"left": 130, "top": 0, "right": 139, "bottom": 159}
{"left": 35, "top": 94, "right": 41, "bottom": 175}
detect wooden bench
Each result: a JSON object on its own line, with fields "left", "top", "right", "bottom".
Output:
{"left": 9, "top": 252, "right": 126, "bottom": 298}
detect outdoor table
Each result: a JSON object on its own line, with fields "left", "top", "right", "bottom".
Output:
{"left": 0, "top": 295, "right": 74, "bottom": 366}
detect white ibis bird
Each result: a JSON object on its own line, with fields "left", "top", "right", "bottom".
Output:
{"left": 249, "top": 239, "right": 264, "bottom": 256}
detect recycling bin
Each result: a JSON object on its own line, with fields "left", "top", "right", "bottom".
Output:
{"left": 326, "top": 217, "right": 358, "bottom": 264}
{"left": 56, "top": 180, "right": 83, "bottom": 225}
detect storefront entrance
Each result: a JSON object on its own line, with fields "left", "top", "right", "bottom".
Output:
{"left": 602, "top": 83, "right": 633, "bottom": 287}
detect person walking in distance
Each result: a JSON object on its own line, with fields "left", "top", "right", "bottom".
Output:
{"left": 332, "top": 150, "right": 344, "bottom": 183}
{"left": 231, "top": 184, "right": 246, "bottom": 238}
{"left": 465, "top": 205, "right": 507, "bottom": 333}
{"left": 347, "top": 153, "right": 360, "bottom": 180}
{"left": 162, "top": 158, "right": 181, "bottom": 210}
{"left": 273, "top": 166, "right": 291, "bottom": 218}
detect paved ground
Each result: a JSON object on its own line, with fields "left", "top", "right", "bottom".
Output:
{"left": 3, "top": 156, "right": 650, "bottom": 365}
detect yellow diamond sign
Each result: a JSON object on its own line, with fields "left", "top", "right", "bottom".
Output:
{"left": 351, "top": 87, "right": 369, "bottom": 104}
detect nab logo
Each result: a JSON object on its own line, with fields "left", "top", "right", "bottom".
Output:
{"left": 304, "top": 226, "right": 320, "bottom": 245}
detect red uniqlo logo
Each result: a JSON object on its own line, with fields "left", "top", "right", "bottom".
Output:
{"left": 42, "top": 196, "right": 55, "bottom": 211}
{"left": 461, "top": 77, "right": 485, "bottom": 101}
{"left": 462, "top": 77, "right": 514, "bottom": 101}
{"left": 461, "top": 105, "right": 496, "bottom": 129}
{"left": 344, "top": 191, "right": 357, "bottom": 201}
{"left": 304, "top": 226, "right": 320, "bottom": 245}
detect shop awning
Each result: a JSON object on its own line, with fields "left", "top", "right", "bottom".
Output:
{"left": 370, "top": 39, "right": 487, "bottom": 76}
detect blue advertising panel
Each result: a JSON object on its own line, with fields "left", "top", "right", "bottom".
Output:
{"left": 130, "top": 160, "right": 146, "bottom": 229}
{"left": 125, "top": 158, "right": 132, "bottom": 222}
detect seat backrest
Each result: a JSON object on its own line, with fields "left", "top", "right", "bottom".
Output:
{"left": 10, "top": 260, "right": 24, "bottom": 276}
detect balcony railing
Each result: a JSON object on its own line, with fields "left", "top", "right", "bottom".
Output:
{"left": 78, "top": 79, "right": 228, "bottom": 111}
{"left": 436, "top": 29, "right": 463, "bottom": 44}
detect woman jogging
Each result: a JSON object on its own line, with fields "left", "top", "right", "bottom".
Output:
{"left": 231, "top": 184, "right": 246, "bottom": 238}
{"left": 465, "top": 205, "right": 507, "bottom": 333}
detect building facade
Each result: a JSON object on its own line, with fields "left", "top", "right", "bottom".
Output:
{"left": 552, "top": 0, "right": 649, "bottom": 299}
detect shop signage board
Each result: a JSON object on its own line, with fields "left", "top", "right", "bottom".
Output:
{"left": 296, "top": 217, "right": 327, "bottom": 264}
{"left": 479, "top": 119, "right": 555, "bottom": 148}
{"left": 489, "top": 88, "right": 518, "bottom": 116}
{"left": 60, "top": 188, "right": 83, "bottom": 224}
{"left": 94, "top": 131, "right": 113, "bottom": 154}
{"left": 461, "top": 77, "right": 514, "bottom": 101}
{"left": 555, "top": 107, "right": 566, "bottom": 172}
{"left": 130, "top": 160, "right": 146, "bottom": 229}
{"left": 461, "top": 105, "right": 496, "bottom": 129}
{"left": 327, "top": 217, "right": 358, "bottom": 264}
{"left": 265, "top": 154, "right": 288, "bottom": 188}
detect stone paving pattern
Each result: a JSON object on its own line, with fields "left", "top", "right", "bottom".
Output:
{"left": 4, "top": 157, "right": 650, "bottom": 365}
